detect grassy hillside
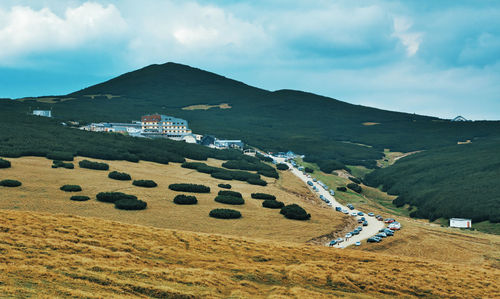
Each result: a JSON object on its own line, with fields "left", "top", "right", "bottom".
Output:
{"left": 1, "top": 209, "right": 499, "bottom": 298}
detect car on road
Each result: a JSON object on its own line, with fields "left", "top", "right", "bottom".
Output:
{"left": 351, "top": 212, "right": 358, "bottom": 216}
{"left": 336, "top": 238, "right": 343, "bottom": 243}
{"left": 363, "top": 221, "right": 368, "bottom": 226}
{"left": 313, "top": 178, "right": 317, "bottom": 182}
{"left": 367, "top": 237, "right": 380, "bottom": 243}
{"left": 357, "top": 212, "right": 364, "bottom": 216}
{"left": 347, "top": 204, "right": 354, "bottom": 210}
{"left": 335, "top": 206, "right": 342, "bottom": 212}
{"left": 307, "top": 181, "right": 313, "bottom": 186}
{"left": 352, "top": 230, "right": 359, "bottom": 235}
{"left": 376, "top": 233, "right": 387, "bottom": 238}
{"left": 368, "top": 212, "right": 375, "bottom": 217}
{"left": 342, "top": 209, "right": 348, "bottom": 214}
{"left": 384, "top": 230, "right": 394, "bottom": 236}
{"left": 357, "top": 226, "right": 363, "bottom": 231}
{"left": 329, "top": 190, "right": 335, "bottom": 196}
{"left": 319, "top": 195, "right": 325, "bottom": 200}
{"left": 345, "top": 233, "right": 352, "bottom": 238}
{"left": 357, "top": 219, "right": 364, "bottom": 223}
{"left": 384, "top": 218, "right": 395, "bottom": 223}
{"left": 355, "top": 241, "right": 361, "bottom": 246}
{"left": 360, "top": 217, "right": 366, "bottom": 221}
{"left": 329, "top": 240, "right": 337, "bottom": 246}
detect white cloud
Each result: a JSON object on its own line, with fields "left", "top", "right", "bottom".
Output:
{"left": 0, "top": 2, "right": 126, "bottom": 64}
{"left": 392, "top": 17, "right": 422, "bottom": 56}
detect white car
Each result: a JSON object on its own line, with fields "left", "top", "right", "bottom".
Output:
{"left": 351, "top": 212, "right": 357, "bottom": 216}
{"left": 342, "top": 209, "right": 348, "bottom": 214}
{"left": 345, "top": 233, "right": 352, "bottom": 238}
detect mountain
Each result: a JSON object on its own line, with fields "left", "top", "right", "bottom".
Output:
{"left": 4, "top": 62, "right": 500, "bottom": 224}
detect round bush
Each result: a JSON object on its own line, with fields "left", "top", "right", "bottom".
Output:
{"left": 60, "top": 185, "right": 82, "bottom": 192}
{"left": 70, "top": 195, "right": 90, "bottom": 201}
{"left": 262, "top": 200, "right": 284, "bottom": 209}
{"left": 133, "top": 180, "right": 157, "bottom": 188}
{"left": 336, "top": 186, "right": 347, "bottom": 192}
{"left": 276, "top": 163, "right": 289, "bottom": 171}
{"left": 247, "top": 178, "right": 267, "bottom": 186}
{"left": 218, "top": 183, "right": 232, "bottom": 189}
{"left": 96, "top": 192, "right": 137, "bottom": 203}
{"left": 0, "top": 158, "right": 11, "bottom": 168}
{"left": 251, "top": 193, "right": 276, "bottom": 200}
{"left": 108, "top": 171, "right": 132, "bottom": 181}
{"left": 115, "top": 198, "right": 147, "bottom": 210}
{"left": 173, "top": 194, "right": 198, "bottom": 205}
{"left": 304, "top": 167, "right": 314, "bottom": 173}
{"left": 209, "top": 208, "right": 242, "bottom": 219}
{"left": 347, "top": 183, "right": 362, "bottom": 193}
{"left": 0, "top": 179, "right": 22, "bottom": 187}
{"left": 169, "top": 183, "right": 210, "bottom": 193}
{"left": 280, "top": 204, "right": 311, "bottom": 220}
{"left": 79, "top": 160, "right": 109, "bottom": 170}
{"left": 214, "top": 195, "right": 245, "bottom": 205}
{"left": 218, "top": 190, "right": 242, "bottom": 198}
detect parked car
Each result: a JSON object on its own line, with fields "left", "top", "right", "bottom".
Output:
{"left": 357, "top": 219, "right": 364, "bottom": 223}
{"left": 355, "top": 241, "right": 361, "bottom": 246}
{"left": 336, "top": 238, "right": 343, "bottom": 243}
{"left": 313, "top": 178, "right": 317, "bottom": 182}
{"left": 383, "top": 230, "right": 394, "bottom": 236}
{"left": 367, "top": 237, "right": 380, "bottom": 243}
{"left": 319, "top": 195, "right": 325, "bottom": 200}
{"left": 368, "top": 212, "right": 375, "bottom": 217}
{"left": 357, "top": 211, "right": 364, "bottom": 216}
{"left": 357, "top": 226, "right": 363, "bottom": 231}
{"left": 376, "top": 233, "right": 387, "bottom": 238}
{"left": 335, "top": 206, "right": 342, "bottom": 212}
{"left": 347, "top": 204, "right": 354, "bottom": 210}
{"left": 351, "top": 212, "right": 358, "bottom": 216}
{"left": 384, "top": 218, "right": 395, "bottom": 223}
{"left": 360, "top": 217, "right": 366, "bottom": 221}
{"left": 363, "top": 221, "right": 368, "bottom": 226}
{"left": 352, "top": 230, "right": 359, "bottom": 235}
{"left": 307, "top": 181, "right": 313, "bottom": 186}
{"left": 342, "top": 209, "right": 349, "bottom": 214}
{"left": 345, "top": 233, "right": 352, "bottom": 238}
{"left": 329, "top": 240, "right": 337, "bottom": 246}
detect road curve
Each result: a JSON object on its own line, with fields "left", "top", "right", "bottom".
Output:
{"left": 284, "top": 162, "right": 385, "bottom": 248}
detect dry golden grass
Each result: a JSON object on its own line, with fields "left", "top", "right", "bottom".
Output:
{"left": 84, "top": 94, "right": 120, "bottom": 99}
{"left": 0, "top": 209, "right": 498, "bottom": 298}
{"left": 182, "top": 103, "right": 232, "bottom": 110}
{"left": 457, "top": 140, "right": 472, "bottom": 144}
{"left": 17, "top": 97, "right": 75, "bottom": 103}
{"left": 0, "top": 156, "right": 350, "bottom": 243}
{"left": 361, "top": 122, "right": 380, "bottom": 126}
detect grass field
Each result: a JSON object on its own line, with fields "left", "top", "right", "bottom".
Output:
{"left": 0, "top": 209, "right": 498, "bottom": 298}
{"left": 182, "top": 103, "right": 232, "bottom": 110}
{"left": 0, "top": 156, "right": 351, "bottom": 243}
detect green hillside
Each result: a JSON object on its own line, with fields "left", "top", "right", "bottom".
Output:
{"left": 4, "top": 62, "right": 500, "bottom": 224}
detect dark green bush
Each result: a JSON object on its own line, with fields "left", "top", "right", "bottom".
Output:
{"left": 349, "top": 177, "right": 362, "bottom": 184}
{"left": 0, "top": 179, "right": 22, "bottom": 187}
{"left": 181, "top": 161, "right": 206, "bottom": 169}
{"left": 214, "top": 195, "right": 245, "bottom": 205}
{"left": 96, "top": 192, "right": 137, "bottom": 203}
{"left": 305, "top": 167, "right": 314, "bottom": 173}
{"left": 276, "top": 163, "right": 289, "bottom": 171}
{"left": 211, "top": 171, "right": 233, "bottom": 180}
{"left": 115, "top": 198, "right": 147, "bottom": 210}
{"left": 173, "top": 194, "right": 198, "bottom": 205}
{"left": 218, "top": 183, "right": 232, "bottom": 189}
{"left": 133, "top": 180, "right": 157, "bottom": 188}
{"left": 108, "top": 171, "right": 131, "bottom": 181}
{"left": 257, "top": 169, "right": 279, "bottom": 179}
{"left": 79, "top": 160, "right": 109, "bottom": 170}
{"left": 347, "top": 183, "right": 362, "bottom": 193}
{"left": 60, "top": 185, "right": 82, "bottom": 192}
{"left": 256, "top": 153, "right": 273, "bottom": 163}
{"left": 46, "top": 151, "right": 74, "bottom": 161}
{"left": 70, "top": 195, "right": 90, "bottom": 201}
{"left": 52, "top": 160, "right": 74, "bottom": 169}
{"left": 218, "top": 190, "right": 242, "bottom": 198}
{"left": 247, "top": 178, "right": 267, "bottom": 186}
{"left": 169, "top": 183, "right": 210, "bottom": 193}
{"left": 336, "top": 186, "right": 347, "bottom": 192}
{"left": 251, "top": 193, "right": 276, "bottom": 200}
{"left": 262, "top": 200, "right": 284, "bottom": 209}
{"left": 197, "top": 165, "right": 218, "bottom": 174}
{"left": 209, "top": 208, "right": 242, "bottom": 219}
{"left": 0, "top": 158, "right": 11, "bottom": 168}
{"left": 280, "top": 204, "right": 311, "bottom": 220}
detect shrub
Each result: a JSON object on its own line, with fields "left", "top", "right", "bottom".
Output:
{"left": 0, "top": 158, "right": 11, "bottom": 168}
{"left": 169, "top": 183, "right": 210, "bottom": 193}
{"left": 52, "top": 160, "right": 74, "bottom": 169}
{"left": 349, "top": 177, "right": 362, "bottom": 184}
{"left": 181, "top": 162, "right": 206, "bottom": 169}
{"left": 218, "top": 190, "right": 242, "bottom": 198}
{"left": 211, "top": 171, "right": 234, "bottom": 180}
{"left": 251, "top": 193, "right": 276, "bottom": 200}
{"left": 280, "top": 204, "right": 311, "bottom": 220}
{"left": 305, "top": 167, "right": 314, "bottom": 173}
{"left": 257, "top": 169, "right": 279, "bottom": 179}
{"left": 173, "top": 194, "right": 198, "bottom": 205}
{"left": 46, "top": 151, "right": 74, "bottom": 161}
{"left": 336, "top": 186, "right": 347, "bottom": 192}
{"left": 247, "top": 178, "right": 267, "bottom": 186}
{"left": 60, "top": 185, "right": 82, "bottom": 192}
{"left": 115, "top": 198, "right": 147, "bottom": 210}
{"left": 108, "top": 171, "right": 131, "bottom": 181}
{"left": 133, "top": 180, "right": 157, "bottom": 188}
{"left": 96, "top": 192, "right": 137, "bottom": 203}
{"left": 262, "top": 200, "right": 284, "bottom": 209}
{"left": 347, "top": 183, "right": 362, "bottom": 193}
{"left": 214, "top": 195, "right": 245, "bottom": 205}
{"left": 197, "top": 165, "right": 217, "bottom": 174}
{"left": 70, "top": 195, "right": 90, "bottom": 201}
{"left": 0, "top": 179, "right": 22, "bottom": 187}
{"left": 79, "top": 160, "right": 109, "bottom": 170}
{"left": 209, "top": 208, "right": 242, "bottom": 219}
{"left": 231, "top": 171, "right": 260, "bottom": 181}
{"left": 276, "top": 163, "right": 289, "bottom": 171}
{"left": 218, "top": 183, "right": 232, "bottom": 189}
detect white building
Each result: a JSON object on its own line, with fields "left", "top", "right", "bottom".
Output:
{"left": 449, "top": 218, "right": 472, "bottom": 228}
{"left": 33, "top": 110, "right": 52, "bottom": 117}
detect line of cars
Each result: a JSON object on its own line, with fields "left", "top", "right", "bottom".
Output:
{"left": 367, "top": 218, "right": 401, "bottom": 243}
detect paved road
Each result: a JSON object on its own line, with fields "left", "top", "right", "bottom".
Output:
{"left": 284, "top": 162, "right": 385, "bottom": 248}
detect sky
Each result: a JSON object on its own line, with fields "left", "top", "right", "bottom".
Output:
{"left": 0, "top": 1, "right": 499, "bottom": 120}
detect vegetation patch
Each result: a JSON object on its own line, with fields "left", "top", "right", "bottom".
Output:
{"left": 60, "top": 185, "right": 82, "bottom": 192}
{"left": 209, "top": 208, "right": 242, "bottom": 219}
{"left": 276, "top": 163, "right": 289, "bottom": 171}
{"left": 169, "top": 183, "right": 210, "bottom": 193}
{"left": 349, "top": 177, "right": 362, "bottom": 184}
{"left": 251, "top": 193, "right": 276, "bottom": 200}
{"left": 70, "top": 195, "right": 90, "bottom": 201}
{"left": 52, "top": 160, "right": 74, "bottom": 169}
{"left": 280, "top": 204, "right": 311, "bottom": 220}
{"left": 0, "top": 179, "right": 22, "bottom": 187}
{"left": 108, "top": 171, "right": 131, "bottom": 181}
{"left": 336, "top": 186, "right": 347, "bottom": 192}
{"left": 115, "top": 198, "right": 147, "bottom": 210}
{"left": 79, "top": 160, "right": 109, "bottom": 171}
{"left": 96, "top": 192, "right": 137, "bottom": 203}
{"left": 214, "top": 195, "right": 245, "bottom": 205}
{"left": 262, "top": 200, "right": 284, "bottom": 209}
{"left": 304, "top": 167, "right": 314, "bottom": 173}
{"left": 0, "top": 158, "right": 11, "bottom": 168}
{"left": 247, "top": 178, "right": 267, "bottom": 186}
{"left": 347, "top": 183, "right": 362, "bottom": 193}
{"left": 46, "top": 151, "right": 74, "bottom": 161}
{"left": 211, "top": 171, "right": 233, "bottom": 180}
{"left": 218, "top": 183, "right": 231, "bottom": 189}
{"left": 173, "top": 194, "right": 198, "bottom": 205}
{"left": 218, "top": 190, "right": 242, "bottom": 198}
{"left": 132, "top": 180, "right": 157, "bottom": 188}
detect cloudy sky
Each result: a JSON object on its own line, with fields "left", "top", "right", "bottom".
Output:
{"left": 0, "top": 0, "right": 499, "bottom": 120}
